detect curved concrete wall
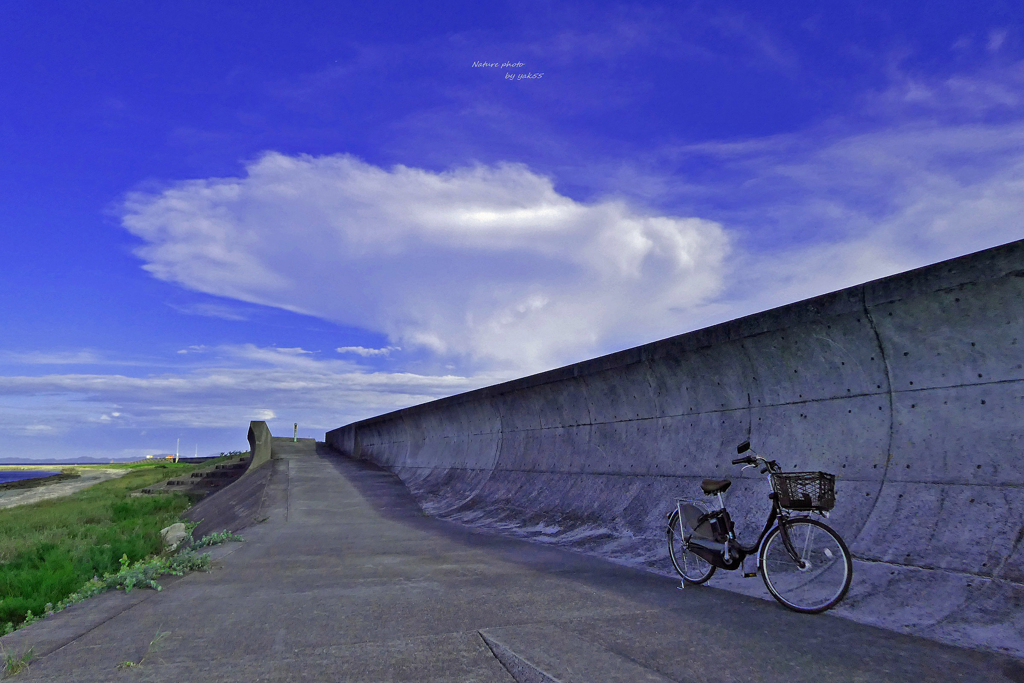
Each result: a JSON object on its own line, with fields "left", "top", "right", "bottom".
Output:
{"left": 327, "top": 239, "right": 1024, "bottom": 656}
{"left": 246, "top": 420, "right": 273, "bottom": 475}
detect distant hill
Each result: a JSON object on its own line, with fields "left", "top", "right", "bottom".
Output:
{"left": 0, "top": 454, "right": 225, "bottom": 465}
{"left": 0, "top": 456, "right": 140, "bottom": 465}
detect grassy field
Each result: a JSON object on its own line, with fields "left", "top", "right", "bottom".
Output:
{"left": 0, "top": 457, "right": 234, "bottom": 629}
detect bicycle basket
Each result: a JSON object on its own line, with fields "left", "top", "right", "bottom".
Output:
{"left": 771, "top": 471, "right": 836, "bottom": 511}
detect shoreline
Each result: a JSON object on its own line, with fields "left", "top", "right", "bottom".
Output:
{"left": 0, "top": 468, "right": 130, "bottom": 509}
{"left": 0, "top": 471, "right": 81, "bottom": 493}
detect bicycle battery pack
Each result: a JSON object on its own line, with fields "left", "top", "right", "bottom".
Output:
{"left": 693, "top": 509, "right": 733, "bottom": 543}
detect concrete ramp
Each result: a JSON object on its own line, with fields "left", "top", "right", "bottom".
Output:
{"left": 327, "top": 238, "right": 1024, "bottom": 657}
{"left": 5, "top": 446, "right": 1018, "bottom": 681}
{"left": 182, "top": 423, "right": 310, "bottom": 539}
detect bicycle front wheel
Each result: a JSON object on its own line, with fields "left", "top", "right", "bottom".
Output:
{"left": 667, "top": 510, "right": 715, "bottom": 585}
{"left": 760, "top": 518, "right": 852, "bottom": 613}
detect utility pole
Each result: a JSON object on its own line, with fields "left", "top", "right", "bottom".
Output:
{"left": 293, "top": 423, "right": 298, "bottom": 442}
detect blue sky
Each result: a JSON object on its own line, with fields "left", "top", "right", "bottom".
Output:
{"left": 2, "top": 1, "right": 1023, "bottom": 460}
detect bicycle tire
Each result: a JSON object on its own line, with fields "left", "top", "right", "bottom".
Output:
{"left": 759, "top": 517, "right": 852, "bottom": 613}
{"left": 667, "top": 510, "right": 716, "bottom": 585}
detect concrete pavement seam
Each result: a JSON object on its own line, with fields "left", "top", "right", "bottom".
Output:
{"left": 478, "top": 630, "right": 559, "bottom": 683}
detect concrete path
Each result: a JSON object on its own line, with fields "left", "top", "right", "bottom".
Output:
{"left": 4, "top": 442, "right": 1022, "bottom": 682}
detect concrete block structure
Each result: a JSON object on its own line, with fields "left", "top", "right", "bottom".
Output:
{"left": 327, "top": 238, "right": 1024, "bottom": 656}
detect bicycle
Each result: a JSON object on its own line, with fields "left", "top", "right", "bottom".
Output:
{"left": 666, "top": 441, "right": 853, "bottom": 613}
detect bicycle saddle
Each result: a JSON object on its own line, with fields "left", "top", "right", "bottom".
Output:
{"left": 701, "top": 479, "right": 732, "bottom": 495}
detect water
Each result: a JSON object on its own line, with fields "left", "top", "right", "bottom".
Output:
{"left": 0, "top": 470, "right": 57, "bottom": 485}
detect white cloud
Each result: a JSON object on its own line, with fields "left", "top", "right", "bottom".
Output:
{"left": 0, "top": 350, "right": 103, "bottom": 365}
{"left": 177, "top": 345, "right": 208, "bottom": 355}
{"left": 122, "top": 155, "right": 730, "bottom": 373}
{"left": 168, "top": 302, "right": 251, "bottom": 321}
{"left": 336, "top": 345, "right": 400, "bottom": 357}
{"left": 988, "top": 29, "right": 1008, "bottom": 53}
{"left": 0, "top": 344, "right": 497, "bottom": 435}
{"left": 23, "top": 425, "right": 55, "bottom": 435}
{"left": 630, "top": 70, "right": 1024, "bottom": 327}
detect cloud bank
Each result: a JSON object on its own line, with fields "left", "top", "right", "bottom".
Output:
{"left": 0, "top": 344, "right": 488, "bottom": 436}
{"left": 122, "top": 155, "right": 730, "bottom": 373}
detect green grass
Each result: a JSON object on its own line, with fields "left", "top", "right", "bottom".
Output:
{"left": 0, "top": 461, "right": 206, "bottom": 628}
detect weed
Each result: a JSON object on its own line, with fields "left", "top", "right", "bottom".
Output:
{"left": 116, "top": 630, "right": 168, "bottom": 670}
{"left": 0, "top": 645, "right": 34, "bottom": 678}
{"left": 190, "top": 529, "right": 244, "bottom": 549}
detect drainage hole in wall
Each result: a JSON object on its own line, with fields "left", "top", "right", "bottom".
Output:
{"left": 981, "top": 400, "right": 986, "bottom": 405}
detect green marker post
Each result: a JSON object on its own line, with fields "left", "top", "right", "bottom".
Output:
{"left": 293, "top": 423, "right": 297, "bottom": 442}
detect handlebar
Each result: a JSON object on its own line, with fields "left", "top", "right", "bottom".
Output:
{"left": 732, "top": 456, "right": 753, "bottom": 465}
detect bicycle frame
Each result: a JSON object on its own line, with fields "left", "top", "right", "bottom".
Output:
{"left": 677, "top": 471, "right": 808, "bottom": 571}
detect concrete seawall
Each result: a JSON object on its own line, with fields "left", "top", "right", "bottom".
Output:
{"left": 326, "top": 238, "right": 1024, "bottom": 656}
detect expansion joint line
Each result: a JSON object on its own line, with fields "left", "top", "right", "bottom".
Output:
{"left": 851, "top": 555, "right": 1024, "bottom": 587}
{"left": 856, "top": 296, "right": 897, "bottom": 547}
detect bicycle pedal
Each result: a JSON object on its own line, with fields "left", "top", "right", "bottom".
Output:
{"left": 743, "top": 572, "right": 757, "bottom": 578}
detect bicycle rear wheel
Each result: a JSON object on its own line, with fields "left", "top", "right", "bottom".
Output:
{"left": 667, "top": 510, "right": 715, "bottom": 585}
{"left": 760, "top": 518, "right": 852, "bottom": 613}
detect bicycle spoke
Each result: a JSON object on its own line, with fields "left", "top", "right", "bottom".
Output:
{"left": 667, "top": 511, "right": 715, "bottom": 585}
{"left": 760, "top": 519, "right": 851, "bottom": 613}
